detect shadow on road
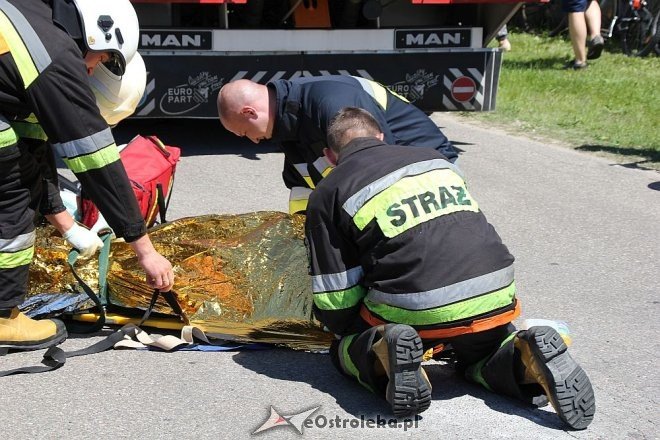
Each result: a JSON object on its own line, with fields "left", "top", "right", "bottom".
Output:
{"left": 113, "top": 118, "right": 466, "bottom": 160}
{"left": 113, "top": 119, "right": 279, "bottom": 159}
{"left": 233, "top": 348, "right": 566, "bottom": 430}
{"left": 232, "top": 348, "right": 393, "bottom": 418}
{"left": 425, "top": 363, "right": 566, "bottom": 430}
{"left": 576, "top": 144, "right": 660, "bottom": 171}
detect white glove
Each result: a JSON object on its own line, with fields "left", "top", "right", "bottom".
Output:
{"left": 63, "top": 223, "right": 104, "bottom": 258}
{"left": 90, "top": 212, "right": 114, "bottom": 236}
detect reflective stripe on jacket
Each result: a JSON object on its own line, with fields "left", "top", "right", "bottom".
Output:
{"left": 270, "top": 76, "right": 457, "bottom": 206}
{"left": 304, "top": 137, "right": 516, "bottom": 336}
{"left": 0, "top": 0, "right": 145, "bottom": 241}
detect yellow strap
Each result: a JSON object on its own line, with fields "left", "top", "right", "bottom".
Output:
{"left": 73, "top": 312, "right": 185, "bottom": 330}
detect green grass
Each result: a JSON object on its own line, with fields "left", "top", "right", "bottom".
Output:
{"left": 462, "top": 32, "right": 660, "bottom": 167}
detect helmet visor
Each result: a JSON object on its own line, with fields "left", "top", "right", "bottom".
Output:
{"left": 103, "top": 52, "right": 125, "bottom": 76}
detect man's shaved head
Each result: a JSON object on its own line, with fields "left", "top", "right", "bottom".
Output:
{"left": 218, "top": 80, "right": 259, "bottom": 123}
{"left": 216, "top": 79, "right": 274, "bottom": 144}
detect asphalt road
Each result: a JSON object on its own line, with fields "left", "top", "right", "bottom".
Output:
{"left": 2, "top": 115, "right": 658, "bottom": 440}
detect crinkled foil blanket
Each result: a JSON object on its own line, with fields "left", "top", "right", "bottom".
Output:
{"left": 27, "top": 212, "right": 333, "bottom": 351}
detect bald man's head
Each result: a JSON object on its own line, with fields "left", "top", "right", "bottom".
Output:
{"left": 217, "top": 80, "right": 274, "bottom": 144}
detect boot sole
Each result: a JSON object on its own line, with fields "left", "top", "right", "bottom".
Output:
{"left": 0, "top": 322, "right": 68, "bottom": 351}
{"left": 386, "top": 325, "right": 432, "bottom": 417}
{"left": 526, "top": 326, "right": 596, "bottom": 430}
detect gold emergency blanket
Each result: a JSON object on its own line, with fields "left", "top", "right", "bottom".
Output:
{"left": 28, "top": 212, "right": 333, "bottom": 351}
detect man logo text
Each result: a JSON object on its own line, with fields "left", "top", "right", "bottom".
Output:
{"left": 139, "top": 31, "right": 212, "bottom": 50}
{"left": 406, "top": 32, "right": 461, "bottom": 46}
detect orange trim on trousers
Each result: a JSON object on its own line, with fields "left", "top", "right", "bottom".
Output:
{"left": 359, "top": 300, "right": 521, "bottom": 340}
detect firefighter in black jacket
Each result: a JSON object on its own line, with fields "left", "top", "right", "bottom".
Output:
{"left": 0, "top": 0, "right": 174, "bottom": 350}
{"left": 304, "top": 107, "right": 595, "bottom": 429}
{"left": 217, "top": 76, "right": 457, "bottom": 214}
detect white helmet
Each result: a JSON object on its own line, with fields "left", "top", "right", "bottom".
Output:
{"left": 90, "top": 52, "right": 146, "bottom": 126}
{"left": 72, "top": 0, "right": 140, "bottom": 76}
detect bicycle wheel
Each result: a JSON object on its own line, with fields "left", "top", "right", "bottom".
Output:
{"left": 620, "top": 1, "right": 660, "bottom": 56}
{"left": 600, "top": 0, "right": 619, "bottom": 37}
{"left": 513, "top": 0, "right": 565, "bottom": 33}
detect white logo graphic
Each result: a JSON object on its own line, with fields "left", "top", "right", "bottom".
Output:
{"left": 252, "top": 406, "right": 320, "bottom": 435}
{"left": 388, "top": 69, "right": 440, "bottom": 102}
{"left": 159, "top": 72, "right": 223, "bottom": 115}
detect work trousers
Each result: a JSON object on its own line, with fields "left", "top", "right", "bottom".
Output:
{"left": 0, "top": 114, "right": 60, "bottom": 309}
{"left": 330, "top": 322, "right": 545, "bottom": 404}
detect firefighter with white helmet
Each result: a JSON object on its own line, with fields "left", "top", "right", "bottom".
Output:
{"left": 71, "top": 0, "right": 140, "bottom": 75}
{"left": 90, "top": 52, "right": 147, "bottom": 127}
{"left": 0, "top": 0, "right": 173, "bottom": 350}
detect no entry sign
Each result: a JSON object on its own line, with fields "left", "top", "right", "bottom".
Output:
{"left": 451, "top": 76, "right": 476, "bottom": 102}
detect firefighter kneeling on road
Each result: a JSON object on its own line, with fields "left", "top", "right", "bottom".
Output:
{"left": 0, "top": 0, "right": 174, "bottom": 351}
{"left": 304, "top": 107, "right": 596, "bottom": 430}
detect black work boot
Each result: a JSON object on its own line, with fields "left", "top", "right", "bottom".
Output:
{"left": 515, "top": 326, "right": 595, "bottom": 430}
{"left": 0, "top": 307, "right": 68, "bottom": 351}
{"left": 373, "top": 324, "right": 432, "bottom": 417}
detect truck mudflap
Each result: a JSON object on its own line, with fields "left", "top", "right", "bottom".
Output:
{"left": 133, "top": 49, "right": 502, "bottom": 118}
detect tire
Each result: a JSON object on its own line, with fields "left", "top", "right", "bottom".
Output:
{"left": 599, "top": 0, "right": 619, "bottom": 38}
{"left": 548, "top": 15, "right": 568, "bottom": 37}
{"left": 513, "top": 0, "right": 565, "bottom": 33}
{"left": 620, "top": 2, "right": 660, "bottom": 56}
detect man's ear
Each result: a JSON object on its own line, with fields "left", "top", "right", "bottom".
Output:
{"left": 240, "top": 106, "right": 257, "bottom": 119}
{"left": 323, "top": 147, "right": 338, "bottom": 166}
{"left": 376, "top": 132, "right": 385, "bottom": 141}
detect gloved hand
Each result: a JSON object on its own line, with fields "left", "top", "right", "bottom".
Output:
{"left": 62, "top": 223, "right": 104, "bottom": 258}
{"left": 89, "top": 212, "right": 113, "bottom": 236}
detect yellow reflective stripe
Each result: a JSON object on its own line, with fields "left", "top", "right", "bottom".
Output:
{"left": 312, "top": 156, "right": 334, "bottom": 178}
{"left": 289, "top": 198, "right": 308, "bottom": 214}
{"left": 353, "top": 76, "right": 389, "bottom": 109}
{"left": 24, "top": 113, "right": 38, "bottom": 123}
{"left": 0, "top": 126, "right": 18, "bottom": 148}
{"left": 0, "top": 10, "right": 38, "bottom": 87}
{"left": 289, "top": 187, "right": 312, "bottom": 214}
{"left": 292, "top": 163, "right": 315, "bottom": 189}
{"left": 0, "top": 246, "right": 34, "bottom": 269}
{"left": 339, "top": 335, "right": 374, "bottom": 392}
{"left": 10, "top": 121, "right": 47, "bottom": 141}
{"left": 353, "top": 168, "right": 479, "bottom": 237}
{"left": 364, "top": 282, "right": 516, "bottom": 326}
{"left": 0, "top": 231, "right": 35, "bottom": 253}
{"left": 313, "top": 285, "right": 367, "bottom": 311}
{"left": 54, "top": 128, "right": 114, "bottom": 157}
{"left": 339, "top": 335, "right": 358, "bottom": 377}
{"left": 62, "top": 144, "right": 120, "bottom": 173}
{"left": 467, "top": 332, "right": 516, "bottom": 391}
{"left": 343, "top": 159, "right": 460, "bottom": 217}
{"left": 355, "top": 76, "right": 410, "bottom": 107}
{"left": 0, "top": 31, "right": 8, "bottom": 54}
{"left": 367, "top": 265, "right": 514, "bottom": 310}
{"left": 387, "top": 86, "right": 410, "bottom": 104}
{"left": 312, "top": 266, "right": 364, "bottom": 293}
